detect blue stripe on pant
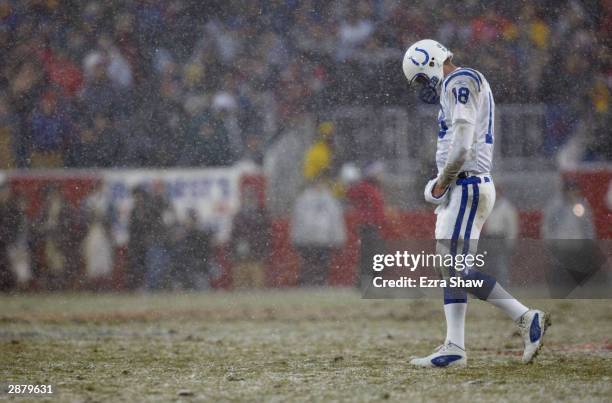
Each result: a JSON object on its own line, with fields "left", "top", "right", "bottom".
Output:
{"left": 444, "top": 182, "right": 469, "bottom": 305}
{"left": 460, "top": 181, "right": 497, "bottom": 299}
{"left": 462, "top": 182, "right": 479, "bottom": 255}
{"left": 444, "top": 179, "right": 497, "bottom": 304}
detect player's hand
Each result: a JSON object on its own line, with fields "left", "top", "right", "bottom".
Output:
{"left": 432, "top": 182, "right": 447, "bottom": 198}
{"left": 424, "top": 178, "right": 449, "bottom": 205}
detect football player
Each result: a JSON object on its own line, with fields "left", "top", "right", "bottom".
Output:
{"left": 402, "top": 39, "right": 550, "bottom": 368}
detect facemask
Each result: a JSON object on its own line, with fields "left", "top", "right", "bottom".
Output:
{"left": 415, "top": 75, "right": 440, "bottom": 104}
{"left": 419, "top": 84, "right": 439, "bottom": 104}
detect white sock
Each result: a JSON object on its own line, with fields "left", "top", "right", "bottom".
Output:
{"left": 444, "top": 303, "right": 466, "bottom": 349}
{"left": 486, "top": 283, "right": 529, "bottom": 321}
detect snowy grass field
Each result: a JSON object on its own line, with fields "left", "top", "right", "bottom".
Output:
{"left": 1, "top": 289, "right": 612, "bottom": 402}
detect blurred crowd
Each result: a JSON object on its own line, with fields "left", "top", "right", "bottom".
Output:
{"left": 0, "top": 0, "right": 610, "bottom": 170}
{"left": 1, "top": 161, "right": 601, "bottom": 292}
{"left": 0, "top": 179, "right": 270, "bottom": 291}
{"left": 0, "top": 165, "right": 387, "bottom": 291}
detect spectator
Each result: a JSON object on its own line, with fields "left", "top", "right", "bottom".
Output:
{"left": 303, "top": 121, "right": 335, "bottom": 181}
{"left": 481, "top": 188, "right": 519, "bottom": 286}
{"left": 126, "top": 186, "right": 148, "bottom": 290}
{"left": 32, "top": 185, "right": 82, "bottom": 290}
{"left": 142, "top": 182, "right": 174, "bottom": 291}
{"left": 211, "top": 90, "right": 242, "bottom": 158}
{"left": 230, "top": 185, "right": 270, "bottom": 289}
{"left": 345, "top": 161, "right": 386, "bottom": 288}
{"left": 541, "top": 178, "right": 602, "bottom": 297}
{"left": 7, "top": 60, "right": 45, "bottom": 167}
{"left": 150, "top": 93, "right": 187, "bottom": 167}
{"left": 75, "top": 112, "right": 120, "bottom": 167}
{"left": 336, "top": 4, "right": 375, "bottom": 61}
{"left": 29, "top": 92, "right": 71, "bottom": 168}
{"left": 81, "top": 184, "right": 114, "bottom": 284}
{"left": 291, "top": 175, "right": 347, "bottom": 286}
{"left": 97, "top": 34, "right": 133, "bottom": 90}
{"left": 0, "top": 181, "right": 20, "bottom": 291}
{"left": 80, "top": 52, "right": 122, "bottom": 119}
{"left": 0, "top": 94, "right": 19, "bottom": 169}
{"left": 181, "top": 113, "right": 233, "bottom": 167}
{"left": 7, "top": 194, "right": 31, "bottom": 288}
{"left": 127, "top": 183, "right": 175, "bottom": 291}
{"left": 41, "top": 45, "right": 84, "bottom": 98}
{"left": 172, "top": 209, "right": 213, "bottom": 290}
{"left": 542, "top": 179, "right": 595, "bottom": 240}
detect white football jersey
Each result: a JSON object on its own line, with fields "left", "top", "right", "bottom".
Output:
{"left": 436, "top": 67, "right": 494, "bottom": 174}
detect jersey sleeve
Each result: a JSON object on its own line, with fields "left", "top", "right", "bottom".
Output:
{"left": 445, "top": 76, "right": 480, "bottom": 125}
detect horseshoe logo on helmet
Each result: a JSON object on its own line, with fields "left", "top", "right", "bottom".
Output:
{"left": 411, "top": 47, "right": 430, "bottom": 66}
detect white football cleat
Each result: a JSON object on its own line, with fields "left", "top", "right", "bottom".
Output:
{"left": 517, "top": 309, "right": 551, "bottom": 364}
{"left": 409, "top": 342, "right": 467, "bottom": 368}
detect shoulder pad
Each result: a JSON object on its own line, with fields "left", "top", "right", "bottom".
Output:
{"left": 444, "top": 68, "right": 482, "bottom": 91}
